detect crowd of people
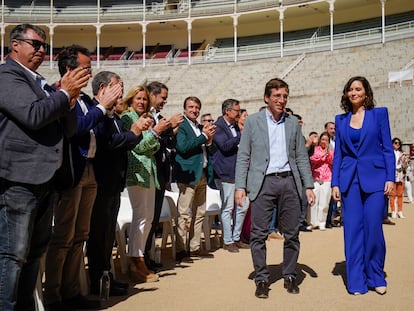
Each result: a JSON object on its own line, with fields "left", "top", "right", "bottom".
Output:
{"left": 0, "top": 23, "right": 412, "bottom": 310}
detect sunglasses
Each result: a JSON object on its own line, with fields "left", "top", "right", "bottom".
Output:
{"left": 16, "top": 38, "right": 49, "bottom": 52}
{"left": 394, "top": 141, "right": 401, "bottom": 145}
{"left": 203, "top": 119, "right": 214, "bottom": 123}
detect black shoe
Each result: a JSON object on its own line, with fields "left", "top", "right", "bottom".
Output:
{"left": 326, "top": 223, "right": 333, "bottom": 229}
{"left": 284, "top": 276, "right": 300, "bottom": 294}
{"left": 299, "top": 225, "right": 312, "bottom": 232}
{"left": 176, "top": 250, "right": 193, "bottom": 263}
{"left": 63, "top": 294, "right": 101, "bottom": 310}
{"left": 255, "top": 280, "right": 269, "bottom": 298}
{"left": 109, "top": 284, "right": 128, "bottom": 296}
{"left": 146, "top": 258, "right": 163, "bottom": 271}
{"left": 45, "top": 302, "right": 75, "bottom": 311}
{"left": 111, "top": 279, "right": 129, "bottom": 290}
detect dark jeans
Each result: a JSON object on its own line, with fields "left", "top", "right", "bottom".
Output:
{"left": 87, "top": 191, "right": 121, "bottom": 289}
{"left": 250, "top": 175, "right": 301, "bottom": 284}
{"left": 0, "top": 178, "right": 53, "bottom": 311}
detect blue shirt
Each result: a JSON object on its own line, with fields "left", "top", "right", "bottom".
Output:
{"left": 265, "top": 109, "right": 291, "bottom": 174}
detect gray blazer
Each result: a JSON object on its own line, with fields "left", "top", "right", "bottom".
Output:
{"left": 0, "top": 58, "right": 76, "bottom": 185}
{"left": 235, "top": 110, "right": 313, "bottom": 202}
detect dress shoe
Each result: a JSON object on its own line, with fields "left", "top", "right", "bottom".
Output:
{"left": 111, "top": 279, "right": 129, "bottom": 290}
{"left": 109, "top": 284, "right": 129, "bottom": 296}
{"left": 299, "top": 225, "right": 312, "bottom": 232}
{"left": 63, "top": 294, "right": 101, "bottom": 310}
{"left": 146, "top": 258, "right": 163, "bottom": 271}
{"left": 268, "top": 231, "right": 284, "bottom": 240}
{"left": 223, "top": 243, "right": 239, "bottom": 253}
{"left": 375, "top": 286, "right": 387, "bottom": 295}
{"left": 284, "top": 276, "right": 300, "bottom": 294}
{"left": 235, "top": 240, "right": 250, "bottom": 249}
{"left": 383, "top": 218, "right": 396, "bottom": 225}
{"left": 176, "top": 251, "right": 193, "bottom": 263}
{"left": 45, "top": 301, "right": 74, "bottom": 311}
{"left": 325, "top": 223, "right": 332, "bottom": 229}
{"left": 255, "top": 280, "right": 269, "bottom": 298}
{"left": 190, "top": 249, "right": 214, "bottom": 258}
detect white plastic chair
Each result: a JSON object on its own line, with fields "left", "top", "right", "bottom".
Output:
{"left": 115, "top": 190, "right": 133, "bottom": 274}
{"left": 202, "top": 186, "right": 222, "bottom": 251}
{"left": 158, "top": 193, "right": 178, "bottom": 260}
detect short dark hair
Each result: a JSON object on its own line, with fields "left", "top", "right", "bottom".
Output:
{"left": 9, "top": 24, "right": 46, "bottom": 52}
{"left": 264, "top": 78, "right": 289, "bottom": 98}
{"left": 324, "top": 121, "right": 334, "bottom": 129}
{"left": 147, "top": 81, "right": 168, "bottom": 95}
{"left": 183, "top": 96, "right": 201, "bottom": 109}
{"left": 91, "top": 71, "right": 120, "bottom": 96}
{"left": 201, "top": 113, "right": 212, "bottom": 121}
{"left": 57, "top": 44, "right": 91, "bottom": 77}
{"left": 221, "top": 98, "right": 239, "bottom": 115}
{"left": 340, "top": 76, "right": 375, "bottom": 113}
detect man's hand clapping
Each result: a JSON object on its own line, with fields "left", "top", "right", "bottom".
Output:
{"left": 59, "top": 67, "right": 91, "bottom": 107}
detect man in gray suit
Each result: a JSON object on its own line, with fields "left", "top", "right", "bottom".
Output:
{"left": 0, "top": 24, "right": 90, "bottom": 310}
{"left": 235, "top": 78, "right": 315, "bottom": 299}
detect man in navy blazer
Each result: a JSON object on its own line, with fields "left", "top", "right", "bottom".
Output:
{"left": 43, "top": 46, "right": 122, "bottom": 310}
{"left": 0, "top": 24, "right": 90, "bottom": 310}
{"left": 212, "top": 99, "right": 249, "bottom": 252}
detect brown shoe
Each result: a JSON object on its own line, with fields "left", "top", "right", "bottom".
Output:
{"left": 268, "top": 231, "right": 284, "bottom": 240}
{"left": 383, "top": 218, "right": 396, "bottom": 225}
{"left": 190, "top": 249, "right": 214, "bottom": 258}
{"left": 129, "top": 257, "right": 159, "bottom": 283}
{"left": 223, "top": 243, "right": 239, "bottom": 253}
{"left": 234, "top": 240, "right": 250, "bottom": 249}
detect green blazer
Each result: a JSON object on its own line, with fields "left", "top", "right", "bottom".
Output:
{"left": 174, "top": 117, "right": 214, "bottom": 185}
{"left": 121, "top": 110, "right": 160, "bottom": 189}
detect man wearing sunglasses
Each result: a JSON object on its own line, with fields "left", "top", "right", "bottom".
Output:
{"left": 0, "top": 24, "right": 90, "bottom": 310}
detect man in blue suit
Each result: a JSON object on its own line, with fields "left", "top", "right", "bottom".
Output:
{"left": 174, "top": 96, "right": 216, "bottom": 262}
{"left": 0, "top": 24, "right": 90, "bottom": 310}
{"left": 44, "top": 46, "right": 123, "bottom": 310}
{"left": 235, "top": 78, "right": 315, "bottom": 298}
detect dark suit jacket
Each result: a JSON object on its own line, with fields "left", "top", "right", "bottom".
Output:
{"left": 94, "top": 111, "right": 142, "bottom": 195}
{"left": 212, "top": 116, "right": 241, "bottom": 182}
{"left": 235, "top": 110, "right": 313, "bottom": 201}
{"left": 154, "top": 114, "right": 176, "bottom": 187}
{"left": 0, "top": 58, "right": 76, "bottom": 185}
{"left": 331, "top": 107, "right": 395, "bottom": 193}
{"left": 70, "top": 93, "right": 106, "bottom": 186}
{"left": 174, "top": 117, "right": 214, "bottom": 185}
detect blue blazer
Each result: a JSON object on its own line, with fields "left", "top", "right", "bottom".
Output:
{"left": 212, "top": 116, "right": 241, "bottom": 182}
{"left": 70, "top": 93, "right": 106, "bottom": 186}
{"left": 331, "top": 107, "right": 395, "bottom": 194}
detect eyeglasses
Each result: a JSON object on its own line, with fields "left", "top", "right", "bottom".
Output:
{"left": 16, "top": 38, "right": 49, "bottom": 52}
{"left": 230, "top": 108, "right": 241, "bottom": 114}
{"left": 202, "top": 119, "right": 214, "bottom": 123}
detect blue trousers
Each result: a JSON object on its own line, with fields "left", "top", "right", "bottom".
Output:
{"left": 341, "top": 177, "right": 387, "bottom": 294}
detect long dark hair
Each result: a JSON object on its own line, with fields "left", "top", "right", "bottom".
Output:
{"left": 340, "top": 76, "right": 375, "bottom": 113}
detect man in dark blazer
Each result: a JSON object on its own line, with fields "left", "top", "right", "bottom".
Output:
{"left": 87, "top": 71, "right": 153, "bottom": 296}
{"left": 212, "top": 99, "right": 249, "bottom": 252}
{"left": 174, "top": 96, "right": 216, "bottom": 262}
{"left": 235, "top": 78, "right": 315, "bottom": 299}
{"left": 44, "top": 46, "right": 122, "bottom": 310}
{"left": 144, "top": 81, "right": 183, "bottom": 270}
{"left": 0, "top": 24, "right": 89, "bottom": 310}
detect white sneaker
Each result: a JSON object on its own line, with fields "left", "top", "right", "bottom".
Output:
{"left": 391, "top": 211, "right": 397, "bottom": 219}
{"left": 319, "top": 224, "right": 326, "bottom": 231}
{"left": 397, "top": 211, "right": 406, "bottom": 218}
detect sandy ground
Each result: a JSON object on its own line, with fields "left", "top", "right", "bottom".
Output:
{"left": 98, "top": 202, "right": 414, "bottom": 311}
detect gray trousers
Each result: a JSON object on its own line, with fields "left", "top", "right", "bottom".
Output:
{"left": 250, "top": 175, "right": 301, "bottom": 284}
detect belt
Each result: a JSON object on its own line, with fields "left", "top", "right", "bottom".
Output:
{"left": 267, "top": 171, "right": 292, "bottom": 178}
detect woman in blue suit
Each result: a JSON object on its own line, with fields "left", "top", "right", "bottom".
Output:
{"left": 331, "top": 76, "right": 395, "bottom": 296}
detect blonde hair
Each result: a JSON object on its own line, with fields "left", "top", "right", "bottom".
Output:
{"left": 123, "top": 85, "right": 150, "bottom": 114}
